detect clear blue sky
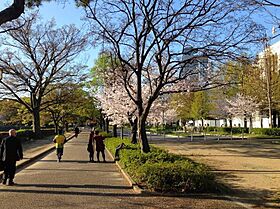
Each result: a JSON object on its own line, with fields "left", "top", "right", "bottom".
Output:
{"left": 1, "top": 1, "right": 99, "bottom": 68}
{"left": 0, "top": 1, "right": 279, "bottom": 59}
{"left": 36, "top": 1, "right": 279, "bottom": 54}
{"left": 38, "top": 1, "right": 99, "bottom": 68}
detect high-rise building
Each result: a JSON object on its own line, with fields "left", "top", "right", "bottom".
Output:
{"left": 182, "top": 46, "right": 210, "bottom": 83}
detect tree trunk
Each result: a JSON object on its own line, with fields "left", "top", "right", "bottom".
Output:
{"left": 32, "top": 108, "right": 41, "bottom": 138}
{"left": 0, "top": 0, "right": 25, "bottom": 26}
{"left": 130, "top": 118, "right": 137, "bottom": 144}
{"left": 105, "top": 118, "right": 109, "bottom": 133}
{"left": 54, "top": 122, "right": 59, "bottom": 134}
{"left": 229, "top": 118, "right": 232, "bottom": 128}
{"left": 272, "top": 110, "right": 277, "bottom": 128}
{"left": 65, "top": 122, "right": 69, "bottom": 132}
{"left": 244, "top": 117, "right": 247, "bottom": 128}
{"left": 113, "top": 124, "right": 117, "bottom": 137}
{"left": 121, "top": 126, "right": 124, "bottom": 139}
{"left": 138, "top": 118, "right": 150, "bottom": 153}
{"left": 265, "top": 51, "right": 273, "bottom": 128}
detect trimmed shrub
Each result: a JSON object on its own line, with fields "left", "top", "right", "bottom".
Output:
{"left": 205, "top": 127, "right": 249, "bottom": 134}
{"left": 105, "top": 137, "right": 217, "bottom": 193}
{"left": 100, "top": 131, "right": 112, "bottom": 138}
{"left": 136, "top": 161, "right": 215, "bottom": 192}
{"left": 0, "top": 129, "right": 55, "bottom": 141}
{"left": 251, "top": 128, "right": 280, "bottom": 136}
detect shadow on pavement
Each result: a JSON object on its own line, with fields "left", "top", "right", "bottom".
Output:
{"left": 15, "top": 183, "right": 133, "bottom": 190}
{"left": 39, "top": 160, "right": 115, "bottom": 164}
{"left": 25, "top": 168, "right": 119, "bottom": 172}
{"left": 0, "top": 187, "right": 238, "bottom": 201}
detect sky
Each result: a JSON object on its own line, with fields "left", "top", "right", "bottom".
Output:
{"left": 38, "top": 1, "right": 100, "bottom": 67}
{"left": 0, "top": 1, "right": 280, "bottom": 62}
{"left": 1, "top": 1, "right": 100, "bottom": 68}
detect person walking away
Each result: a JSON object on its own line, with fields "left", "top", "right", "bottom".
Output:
{"left": 0, "top": 129, "right": 23, "bottom": 186}
{"left": 87, "top": 129, "right": 94, "bottom": 162}
{"left": 94, "top": 130, "right": 106, "bottom": 162}
{"left": 74, "top": 126, "right": 80, "bottom": 138}
{"left": 53, "top": 130, "right": 66, "bottom": 162}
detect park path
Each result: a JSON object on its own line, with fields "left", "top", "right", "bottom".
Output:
{"left": 0, "top": 131, "right": 245, "bottom": 209}
{"left": 149, "top": 134, "right": 280, "bottom": 209}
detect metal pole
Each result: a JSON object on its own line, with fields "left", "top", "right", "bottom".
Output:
{"left": 204, "top": 129, "right": 206, "bottom": 141}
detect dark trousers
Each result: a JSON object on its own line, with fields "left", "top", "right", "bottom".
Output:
{"left": 56, "top": 148, "right": 64, "bottom": 157}
{"left": 89, "top": 151, "right": 94, "bottom": 162}
{"left": 97, "top": 150, "right": 105, "bottom": 162}
{"left": 3, "top": 161, "right": 16, "bottom": 181}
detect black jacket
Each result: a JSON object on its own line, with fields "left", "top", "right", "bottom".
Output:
{"left": 0, "top": 136, "right": 23, "bottom": 162}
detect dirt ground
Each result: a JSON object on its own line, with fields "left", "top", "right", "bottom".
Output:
{"left": 150, "top": 136, "right": 280, "bottom": 209}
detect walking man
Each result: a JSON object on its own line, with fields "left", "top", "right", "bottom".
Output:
{"left": 0, "top": 129, "right": 23, "bottom": 186}
{"left": 53, "top": 129, "right": 66, "bottom": 162}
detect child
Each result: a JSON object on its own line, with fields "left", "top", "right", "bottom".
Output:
{"left": 53, "top": 130, "right": 66, "bottom": 162}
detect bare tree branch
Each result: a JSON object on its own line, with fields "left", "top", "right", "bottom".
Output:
{"left": 0, "top": 0, "right": 25, "bottom": 26}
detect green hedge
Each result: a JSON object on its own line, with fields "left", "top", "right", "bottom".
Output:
{"left": 0, "top": 129, "right": 55, "bottom": 141}
{"left": 105, "top": 137, "right": 217, "bottom": 193}
{"left": 205, "top": 127, "right": 249, "bottom": 134}
{"left": 206, "top": 127, "right": 280, "bottom": 136}
{"left": 250, "top": 128, "right": 280, "bottom": 136}
{"left": 99, "top": 131, "right": 112, "bottom": 138}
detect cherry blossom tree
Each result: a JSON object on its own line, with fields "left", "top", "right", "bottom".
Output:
{"left": 82, "top": 0, "right": 264, "bottom": 152}
{"left": 147, "top": 96, "right": 178, "bottom": 126}
{"left": 225, "top": 93, "right": 259, "bottom": 128}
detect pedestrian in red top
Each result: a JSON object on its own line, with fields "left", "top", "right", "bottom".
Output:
{"left": 93, "top": 130, "right": 106, "bottom": 162}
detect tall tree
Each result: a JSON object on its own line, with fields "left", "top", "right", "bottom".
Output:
{"left": 82, "top": 0, "right": 263, "bottom": 153}
{"left": 225, "top": 93, "right": 259, "bottom": 128}
{"left": 0, "top": 12, "right": 87, "bottom": 137}
{"left": 190, "top": 91, "right": 213, "bottom": 126}
{"left": 258, "top": 47, "right": 280, "bottom": 127}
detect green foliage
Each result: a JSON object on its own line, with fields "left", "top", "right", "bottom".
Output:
{"left": 75, "top": 0, "right": 91, "bottom": 7}
{"left": 137, "top": 161, "right": 215, "bottom": 192}
{"left": 171, "top": 93, "right": 194, "bottom": 120}
{"left": 105, "top": 138, "right": 217, "bottom": 193}
{"left": 190, "top": 91, "right": 214, "bottom": 120}
{"left": 251, "top": 128, "right": 280, "bottom": 136}
{"left": 89, "top": 52, "right": 119, "bottom": 92}
{"left": 99, "top": 131, "right": 112, "bottom": 138}
{"left": 0, "top": 99, "right": 33, "bottom": 126}
{"left": 205, "top": 127, "right": 249, "bottom": 134}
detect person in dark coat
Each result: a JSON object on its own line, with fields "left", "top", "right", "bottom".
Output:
{"left": 93, "top": 130, "right": 106, "bottom": 162}
{"left": 0, "top": 129, "right": 23, "bottom": 186}
{"left": 74, "top": 126, "right": 80, "bottom": 138}
{"left": 87, "top": 129, "right": 94, "bottom": 162}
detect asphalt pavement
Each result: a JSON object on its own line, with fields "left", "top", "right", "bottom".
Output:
{"left": 0, "top": 131, "right": 247, "bottom": 209}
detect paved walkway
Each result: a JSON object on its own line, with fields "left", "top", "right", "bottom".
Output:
{"left": 150, "top": 134, "right": 280, "bottom": 209}
{"left": 0, "top": 132, "right": 246, "bottom": 209}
